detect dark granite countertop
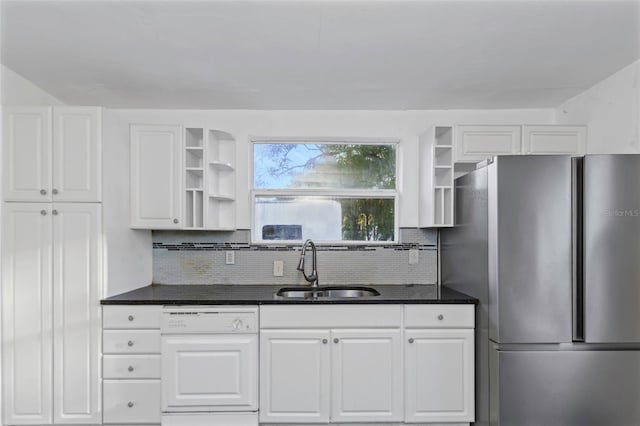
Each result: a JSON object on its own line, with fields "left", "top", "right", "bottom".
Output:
{"left": 101, "top": 284, "right": 477, "bottom": 305}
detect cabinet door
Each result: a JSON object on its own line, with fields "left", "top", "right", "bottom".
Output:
{"left": 404, "top": 329, "right": 474, "bottom": 423}
{"left": 522, "top": 125, "right": 586, "bottom": 155}
{"left": 1, "top": 203, "right": 53, "bottom": 424}
{"left": 162, "top": 334, "right": 258, "bottom": 411}
{"left": 52, "top": 203, "right": 102, "bottom": 423}
{"left": 2, "top": 107, "right": 52, "bottom": 201}
{"left": 331, "top": 329, "right": 402, "bottom": 423}
{"left": 52, "top": 107, "right": 102, "bottom": 202}
{"left": 130, "top": 125, "right": 182, "bottom": 228}
{"left": 260, "top": 330, "right": 330, "bottom": 423}
{"left": 455, "top": 125, "right": 521, "bottom": 163}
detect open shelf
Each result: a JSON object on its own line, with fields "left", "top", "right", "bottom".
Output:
{"left": 419, "top": 125, "right": 455, "bottom": 227}
{"left": 181, "top": 127, "right": 237, "bottom": 230}
{"left": 208, "top": 161, "right": 234, "bottom": 171}
{"left": 185, "top": 128, "right": 203, "bottom": 148}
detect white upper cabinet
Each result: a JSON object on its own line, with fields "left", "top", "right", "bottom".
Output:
{"left": 52, "top": 107, "right": 102, "bottom": 202}
{"left": 130, "top": 125, "right": 237, "bottom": 230}
{"left": 455, "top": 125, "right": 522, "bottom": 163}
{"left": 454, "top": 124, "right": 587, "bottom": 163}
{"left": 2, "top": 107, "right": 52, "bottom": 201}
{"left": 130, "top": 125, "right": 183, "bottom": 228}
{"left": 522, "top": 125, "right": 586, "bottom": 155}
{"left": 2, "top": 106, "right": 101, "bottom": 202}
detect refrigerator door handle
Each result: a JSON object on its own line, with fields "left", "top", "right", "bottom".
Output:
{"left": 572, "top": 157, "right": 585, "bottom": 342}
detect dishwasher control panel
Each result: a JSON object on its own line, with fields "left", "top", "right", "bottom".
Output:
{"left": 161, "top": 306, "right": 258, "bottom": 334}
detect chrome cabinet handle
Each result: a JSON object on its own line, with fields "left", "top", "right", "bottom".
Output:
{"left": 41, "top": 210, "right": 47, "bottom": 216}
{"left": 408, "top": 338, "right": 415, "bottom": 344}
{"left": 40, "top": 189, "right": 47, "bottom": 195}
{"left": 52, "top": 188, "right": 58, "bottom": 195}
{"left": 437, "top": 314, "right": 444, "bottom": 321}
{"left": 52, "top": 210, "right": 58, "bottom": 216}
{"left": 173, "top": 218, "right": 179, "bottom": 224}
{"left": 128, "top": 366, "right": 134, "bottom": 372}
{"left": 128, "top": 315, "right": 134, "bottom": 322}
{"left": 334, "top": 338, "right": 339, "bottom": 344}
{"left": 322, "top": 339, "right": 328, "bottom": 344}
{"left": 127, "top": 402, "right": 134, "bottom": 408}
{"left": 127, "top": 340, "right": 134, "bottom": 347}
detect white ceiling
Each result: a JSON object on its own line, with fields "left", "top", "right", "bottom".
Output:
{"left": 1, "top": 0, "right": 639, "bottom": 110}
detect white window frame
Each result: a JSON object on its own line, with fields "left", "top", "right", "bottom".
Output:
{"left": 250, "top": 137, "right": 400, "bottom": 245}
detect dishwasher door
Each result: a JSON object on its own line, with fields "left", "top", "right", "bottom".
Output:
{"left": 161, "top": 334, "right": 258, "bottom": 412}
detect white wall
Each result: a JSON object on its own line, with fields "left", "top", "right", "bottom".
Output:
{"left": 105, "top": 108, "right": 554, "bottom": 233}
{"left": 555, "top": 60, "right": 640, "bottom": 154}
{"left": 0, "top": 64, "right": 63, "bottom": 105}
{"left": 102, "top": 111, "right": 154, "bottom": 296}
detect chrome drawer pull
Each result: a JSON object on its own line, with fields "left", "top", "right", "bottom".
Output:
{"left": 128, "top": 315, "right": 134, "bottom": 321}
{"left": 127, "top": 401, "right": 134, "bottom": 408}
{"left": 127, "top": 340, "right": 134, "bottom": 347}
{"left": 408, "top": 338, "right": 415, "bottom": 343}
{"left": 438, "top": 314, "right": 444, "bottom": 320}
{"left": 128, "top": 366, "right": 134, "bottom": 372}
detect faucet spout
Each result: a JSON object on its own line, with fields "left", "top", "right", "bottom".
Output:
{"left": 297, "top": 239, "right": 319, "bottom": 288}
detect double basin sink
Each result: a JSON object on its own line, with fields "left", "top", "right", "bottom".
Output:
{"left": 276, "top": 286, "right": 380, "bottom": 299}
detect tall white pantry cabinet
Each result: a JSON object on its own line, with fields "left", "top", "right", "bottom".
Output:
{"left": 1, "top": 106, "right": 103, "bottom": 425}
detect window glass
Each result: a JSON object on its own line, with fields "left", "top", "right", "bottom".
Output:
{"left": 252, "top": 142, "right": 397, "bottom": 243}
{"left": 253, "top": 143, "right": 396, "bottom": 190}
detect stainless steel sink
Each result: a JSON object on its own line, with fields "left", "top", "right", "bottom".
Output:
{"left": 276, "top": 286, "right": 380, "bottom": 299}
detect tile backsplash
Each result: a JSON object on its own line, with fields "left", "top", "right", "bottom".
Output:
{"left": 153, "top": 228, "right": 438, "bottom": 285}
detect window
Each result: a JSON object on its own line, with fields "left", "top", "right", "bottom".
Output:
{"left": 252, "top": 140, "right": 398, "bottom": 243}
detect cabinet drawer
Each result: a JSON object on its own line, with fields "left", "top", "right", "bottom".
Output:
{"left": 103, "top": 330, "right": 161, "bottom": 354}
{"left": 103, "top": 355, "right": 161, "bottom": 379}
{"left": 404, "top": 305, "right": 474, "bottom": 328}
{"left": 261, "top": 305, "right": 402, "bottom": 328}
{"left": 103, "top": 380, "right": 161, "bottom": 424}
{"left": 103, "top": 305, "right": 162, "bottom": 329}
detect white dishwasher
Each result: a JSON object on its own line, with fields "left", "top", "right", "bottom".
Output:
{"left": 161, "top": 306, "right": 259, "bottom": 426}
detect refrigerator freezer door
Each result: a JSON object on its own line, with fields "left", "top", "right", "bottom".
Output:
{"left": 490, "top": 347, "right": 640, "bottom": 426}
{"left": 489, "top": 156, "right": 573, "bottom": 344}
{"left": 584, "top": 154, "right": 640, "bottom": 343}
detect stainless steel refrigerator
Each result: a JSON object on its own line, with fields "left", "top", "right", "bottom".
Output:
{"left": 441, "top": 154, "right": 640, "bottom": 426}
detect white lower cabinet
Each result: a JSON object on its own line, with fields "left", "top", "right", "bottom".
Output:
{"left": 102, "top": 306, "right": 162, "bottom": 424}
{"left": 259, "top": 305, "right": 404, "bottom": 424}
{"left": 103, "top": 380, "right": 161, "bottom": 424}
{"left": 404, "top": 306, "right": 475, "bottom": 424}
{"left": 260, "top": 330, "right": 331, "bottom": 423}
{"left": 331, "top": 329, "right": 403, "bottom": 423}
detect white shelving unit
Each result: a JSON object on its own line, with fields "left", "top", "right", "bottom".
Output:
{"left": 184, "top": 128, "right": 205, "bottom": 228}
{"left": 206, "top": 129, "right": 236, "bottom": 229}
{"left": 181, "top": 128, "right": 236, "bottom": 230}
{"left": 419, "top": 126, "right": 454, "bottom": 227}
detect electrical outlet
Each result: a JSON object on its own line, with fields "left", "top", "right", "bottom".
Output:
{"left": 225, "top": 251, "right": 235, "bottom": 265}
{"left": 408, "top": 249, "right": 419, "bottom": 265}
{"left": 273, "top": 260, "right": 284, "bottom": 277}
